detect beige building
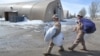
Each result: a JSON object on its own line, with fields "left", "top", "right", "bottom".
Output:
{"left": 0, "top": 0, "right": 63, "bottom": 21}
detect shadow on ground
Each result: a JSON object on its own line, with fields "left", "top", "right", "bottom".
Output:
{"left": 48, "top": 50, "right": 100, "bottom": 56}
{"left": 60, "top": 50, "right": 100, "bottom": 56}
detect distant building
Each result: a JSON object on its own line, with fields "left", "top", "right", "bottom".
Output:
{"left": 0, "top": 0, "right": 63, "bottom": 21}
{"left": 63, "top": 10, "right": 67, "bottom": 19}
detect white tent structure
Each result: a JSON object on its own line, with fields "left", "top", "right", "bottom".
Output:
{"left": 0, "top": 0, "right": 63, "bottom": 21}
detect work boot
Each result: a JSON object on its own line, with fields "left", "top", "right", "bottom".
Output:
{"left": 68, "top": 47, "right": 74, "bottom": 51}
{"left": 43, "top": 53, "right": 51, "bottom": 56}
{"left": 59, "top": 46, "right": 65, "bottom": 52}
{"left": 80, "top": 48, "right": 88, "bottom": 51}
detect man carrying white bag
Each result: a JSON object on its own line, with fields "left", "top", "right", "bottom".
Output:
{"left": 44, "top": 14, "right": 65, "bottom": 56}
{"left": 44, "top": 26, "right": 64, "bottom": 46}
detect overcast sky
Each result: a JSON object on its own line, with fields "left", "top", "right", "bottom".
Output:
{"left": 0, "top": 0, "right": 98, "bottom": 16}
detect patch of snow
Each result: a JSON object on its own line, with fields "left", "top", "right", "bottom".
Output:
{"left": 0, "top": 18, "right": 5, "bottom": 21}
{"left": 11, "top": 20, "right": 44, "bottom": 25}
{"left": 61, "top": 25, "right": 75, "bottom": 31}
{"left": 0, "top": 18, "right": 45, "bottom": 29}
{"left": 0, "top": 18, "right": 76, "bottom": 32}
{"left": 44, "top": 21, "right": 75, "bottom": 32}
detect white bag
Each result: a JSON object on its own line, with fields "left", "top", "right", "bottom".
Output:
{"left": 44, "top": 26, "right": 64, "bottom": 47}
{"left": 44, "top": 26, "right": 56, "bottom": 42}
{"left": 53, "top": 32, "right": 64, "bottom": 46}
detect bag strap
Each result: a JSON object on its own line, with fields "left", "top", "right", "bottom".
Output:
{"left": 52, "top": 28, "right": 60, "bottom": 39}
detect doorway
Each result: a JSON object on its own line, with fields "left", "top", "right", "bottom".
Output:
{"left": 4, "top": 12, "right": 9, "bottom": 21}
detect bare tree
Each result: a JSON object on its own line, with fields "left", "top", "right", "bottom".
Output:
{"left": 89, "top": 1, "right": 99, "bottom": 19}
{"left": 97, "top": 1, "right": 100, "bottom": 14}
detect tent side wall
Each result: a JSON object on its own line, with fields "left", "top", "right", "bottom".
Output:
{"left": 0, "top": 0, "right": 64, "bottom": 21}
{"left": 0, "top": 3, "right": 45, "bottom": 20}
{"left": 30, "top": 0, "right": 58, "bottom": 21}
{"left": 0, "top": 1, "right": 55, "bottom": 20}
{"left": 29, "top": 1, "right": 49, "bottom": 20}
{"left": 0, "top": 5, "right": 8, "bottom": 17}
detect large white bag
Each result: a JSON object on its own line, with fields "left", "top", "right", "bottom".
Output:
{"left": 44, "top": 26, "right": 64, "bottom": 46}
{"left": 44, "top": 26, "right": 56, "bottom": 42}
{"left": 53, "top": 32, "right": 64, "bottom": 46}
